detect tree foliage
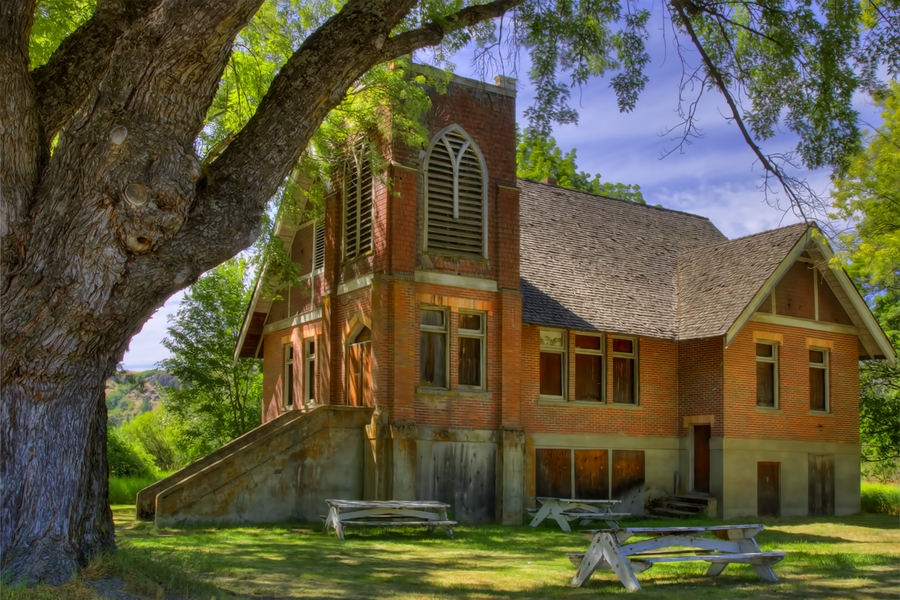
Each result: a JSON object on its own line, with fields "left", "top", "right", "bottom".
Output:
{"left": 159, "top": 259, "right": 263, "bottom": 463}
{"left": 832, "top": 85, "right": 900, "bottom": 474}
{"left": 118, "top": 409, "right": 181, "bottom": 471}
{"left": 516, "top": 129, "right": 644, "bottom": 203}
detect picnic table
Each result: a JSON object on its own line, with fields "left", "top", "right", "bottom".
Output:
{"left": 568, "top": 524, "right": 785, "bottom": 590}
{"left": 528, "top": 497, "right": 629, "bottom": 532}
{"left": 322, "top": 499, "right": 457, "bottom": 540}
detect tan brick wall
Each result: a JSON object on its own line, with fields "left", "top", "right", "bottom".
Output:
{"left": 723, "top": 323, "right": 859, "bottom": 443}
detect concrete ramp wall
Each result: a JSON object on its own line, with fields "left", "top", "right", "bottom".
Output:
{"left": 146, "top": 406, "right": 372, "bottom": 527}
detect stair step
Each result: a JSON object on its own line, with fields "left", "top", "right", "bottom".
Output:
{"left": 664, "top": 501, "right": 704, "bottom": 511}
{"left": 670, "top": 495, "right": 713, "bottom": 506}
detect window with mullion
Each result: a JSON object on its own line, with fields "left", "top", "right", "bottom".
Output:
{"left": 420, "top": 308, "right": 448, "bottom": 388}
{"left": 756, "top": 342, "right": 778, "bottom": 407}
{"left": 575, "top": 333, "right": 604, "bottom": 402}
{"left": 809, "top": 348, "right": 828, "bottom": 411}
{"left": 612, "top": 337, "right": 638, "bottom": 404}
{"left": 539, "top": 328, "right": 566, "bottom": 399}
{"left": 458, "top": 312, "right": 485, "bottom": 389}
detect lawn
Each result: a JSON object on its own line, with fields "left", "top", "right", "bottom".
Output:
{"left": 7, "top": 508, "right": 899, "bottom": 599}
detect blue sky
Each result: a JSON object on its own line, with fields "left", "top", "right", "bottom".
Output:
{"left": 120, "top": 17, "right": 881, "bottom": 370}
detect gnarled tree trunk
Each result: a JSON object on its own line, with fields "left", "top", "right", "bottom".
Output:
{"left": 1, "top": 0, "right": 519, "bottom": 584}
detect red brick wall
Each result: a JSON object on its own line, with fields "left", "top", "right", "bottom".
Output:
{"left": 260, "top": 322, "right": 322, "bottom": 424}
{"left": 723, "top": 323, "right": 859, "bottom": 443}
{"left": 678, "top": 337, "right": 725, "bottom": 438}
{"left": 520, "top": 324, "right": 680, "bottom": 437}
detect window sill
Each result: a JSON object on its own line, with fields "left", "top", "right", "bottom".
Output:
{"left": 808, "top": 409, "right": 833, "bottom": 417}
{"left": 755, "top": 406, "right": 783, "bottom": 414}
{"left": 537, "top": 399, "right": 642, "bottom": 410}
{"left": 417, "top": 387, "right": 492, "bottom": 400}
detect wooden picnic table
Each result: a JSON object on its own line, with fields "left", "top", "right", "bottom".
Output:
{"left": 322, "top": 499, "right": 457, "bottom": 540}
{"left": 528, "top": 497, "right": 629, "bottom": 532}
{"left": 568, "top": 524, "right": 785, "bottom": 590}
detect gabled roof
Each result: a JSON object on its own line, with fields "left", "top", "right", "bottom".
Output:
{"left": 676, "top": 223, "right": 809, "bottom": 340}
{"left": 518, "top": 178, "right": 728, "bottom": 338}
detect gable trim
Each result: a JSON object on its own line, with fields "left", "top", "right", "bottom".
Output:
{"left": 749, "top": 313, "right": 858, "bottom": 335}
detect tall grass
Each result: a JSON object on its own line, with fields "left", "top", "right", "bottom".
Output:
{"left": 860, "top": 481, "right": 900, "bottom": 515}
{"left": 109, "top": 472, "right": 169, "bottom": 504}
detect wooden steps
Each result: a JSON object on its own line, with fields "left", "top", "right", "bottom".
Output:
{"left": 649, "top": 493, "right": 717, "bottom": 518}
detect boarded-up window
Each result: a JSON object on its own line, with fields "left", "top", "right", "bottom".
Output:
{"left": 348, "top": 327, "right": 372, "bottom": 407}
{"left": 575, "top": 450, "right": 609, "bottom": 498}
{"left": 425, "top": 127, "right": 486, "bottom": 257}
{"left": 343, "top": 144, "right": 373, "bottom": 261}
{"left": 575, "top": 334, "right": 604, "bottom": 402}
{"left": 808, "top": 454, "right": 835, "bottom": 516}
{"left": 756, "top": 342, "right": 777, "bottom": 407}
{"left": 612, "top": 338, "right": 637, "bottom": 404}
{"left": 420, "top": 308, "right": 447, "bottom": 387}
{"left": 458, "top": 312, "right": 484, "bottom": 388}
{"left": 535, "top": 448, "right": 572, "bottom": 498}
{"left": 612, "top": 450, "right": 645, "bottom": 514}
{"left": 305, "top": 339, "right": 316, "bottom": 404}
{"left": 539, "top": 328, "right": 565, "bottom": 398}
{"left": 809, "top": 349, "right": 828, "bottom": 411}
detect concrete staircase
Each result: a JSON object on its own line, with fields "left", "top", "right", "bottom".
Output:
{"left": 135, "top": 405, "right": 373, "bottom": 526}
{"left": 650, "top": 493, "right": 717, "bottom": 519}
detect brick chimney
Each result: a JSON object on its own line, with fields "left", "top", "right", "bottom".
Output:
{"left": 542, "top": 177, "right": 557, "bottom": 186}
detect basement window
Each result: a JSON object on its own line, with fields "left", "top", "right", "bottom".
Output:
{"left": 420, "top": 308, "right": 448, "bottom": 388}
{"left": 756, "top": 342, "right": 778, "bottom": 408}
{"left": 539, "top": 328, "right": 566, "bottom": 400}
{"left": 424, "top": 126, "right": 487, "bottom": 258}
{"left": 809, "top": 348, "right": 829, "bottom": 412}
{"left": 612, "top": 337, "right": 638, "bottom": 404}
{"left": 343, "top": 143, "right": 374, "bottom": 261}
{"left": 575, "top": 334, "right": 604, "bottom": 402}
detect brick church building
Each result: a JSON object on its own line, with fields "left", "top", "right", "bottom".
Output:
{"left": 137, "top": 72, "right": 894, "bottom": 526}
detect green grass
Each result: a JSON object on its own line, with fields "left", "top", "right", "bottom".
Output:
{"left": 5, "top": 510, "right": 898, "bottom": 599}
{"left": 108, "top": 475, "right": 166, "bottom": 504}
{"left": 861, "top": 481, "right": 900, "bottom": 515}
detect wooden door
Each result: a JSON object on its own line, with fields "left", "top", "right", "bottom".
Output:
{"left": 348, "top": 341, "right": 372, "bottom": 407}
{"left": 757, "top": 462, "right": 780, "bottom": 517}
{"left": 693, "top": 425, "right": 711, "bottom": 493}
{"left": 808, "top": 454, "right": 835, "bottom": 516}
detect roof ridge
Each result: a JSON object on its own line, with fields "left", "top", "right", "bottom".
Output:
{"left": 516, "top": 177, "right": 715, "bottom": 222}
{"left": 681, "top": 221, "right": 810, "bottom": 255}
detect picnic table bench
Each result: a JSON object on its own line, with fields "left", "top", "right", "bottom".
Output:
{"left": 568, "top": 524, "right": 785, "bottom": 590}
{"left": 528, "top": 497, "right": 630, "bottom": 532}
{"left": 322, "top": 499, "right": 457, "bottom": 540}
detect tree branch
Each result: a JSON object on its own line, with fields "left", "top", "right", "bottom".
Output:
{"left": 672, "top": 0, "right": 811, "bottom": 220}
{"left": 30, "top": 0, "right": 162, "bottom": 140}
{"left": 381, "top": 0, "right": 525, "bottom": 58}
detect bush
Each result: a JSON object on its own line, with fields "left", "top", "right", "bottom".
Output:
{"left": 107, "top": 427, "right": 156, "bottom": 478}
{"left": 860, "top": 482, "right": 900, "bottom": 515}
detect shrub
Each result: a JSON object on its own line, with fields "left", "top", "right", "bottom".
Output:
{"left": 107, "top": 427, "right": 156, "bottom": 478}
{"left": 860, "top": 482, "right": 900, "bottom": 515}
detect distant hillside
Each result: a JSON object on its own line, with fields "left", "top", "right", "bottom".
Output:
{"left": 106, "top": 369, "right": 180, "bottom": 426}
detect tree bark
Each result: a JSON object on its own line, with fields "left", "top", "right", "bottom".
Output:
{"left": 1, "top": 0, "right": 519, "bottom": 584}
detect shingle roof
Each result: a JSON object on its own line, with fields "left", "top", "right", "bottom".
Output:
{"left": 676, "top": 222, "right": 808, "bottom": 339}
{"left": 518, "top": 178, "right": 728, "bottom": 338}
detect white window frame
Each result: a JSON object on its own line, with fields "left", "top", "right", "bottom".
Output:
{"left": 422, "top": 124, "right": 488, "bottom": 258}
{"left": 458, "top": 310, "right": 486, "bottom": 390}
{"left": 809, "top": 347, "right": 829, "bottom": 412}
{"left": 611, "top": 336, "right": 639, "bottom": 405}
{"left": 574, "top": 332, "right": 605, "bottom": 402}
{"left": 756, "top": 341, "right": 779, "bottom": 408}
{"left": 284, "top": 343, "right": 294, "bottom": 408}
{"left": 304, "top": 338, "right": 316, "bottom": 406}
{"left": 539, "top": 328, "right": 567, "bottom": 400}
{"left": 420, "top": 306, "right": 449, "bottom": 389}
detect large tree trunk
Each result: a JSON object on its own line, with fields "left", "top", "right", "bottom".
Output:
{"left": 0, "top": 0, "right": 516, "bottom": 584}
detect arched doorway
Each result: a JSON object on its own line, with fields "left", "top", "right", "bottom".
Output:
{"left": 348, "top": 326, "right": 372, "bottom": 407}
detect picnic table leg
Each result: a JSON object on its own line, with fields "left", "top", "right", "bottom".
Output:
{"left": 528, "top": 503, "right": 553, "bottom": 527}
{"left": 738, "top": 539, "right": 778, "bottom": 583}
{"left": 324, "top": 508, "right": 345, "bottom": 540}
{"left": 571, "top": 532, "right": 641, "bottom": 591}
{"left": 603, "top": 519, "right": 619, "bottom": 529}
{"left": 551, "top": 506, "right": 572, "bottom": 533}
{"left": 706, "top": 562, "right": 728, "bottom": 577}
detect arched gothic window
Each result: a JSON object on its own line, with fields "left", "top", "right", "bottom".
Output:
{"left": 424, "top": 126, "right": 487, "bottom": 257}
{"left": 343, "top": 143, "right": 374, "bottom": 261}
